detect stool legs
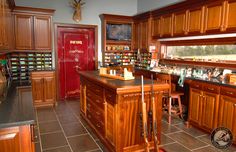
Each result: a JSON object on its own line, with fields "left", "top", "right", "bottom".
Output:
{"left": 168, "top": 97, "right": 172, "bottom": 124}
{"left": 167, "top": 95, "right": 183, "bottom": 124}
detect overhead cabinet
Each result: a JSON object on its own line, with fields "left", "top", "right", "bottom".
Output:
{"left": 13, "top": 7, "right": 54, "bottom": 51}
{"left": 151, "top": 0, "right": 236, "bottom": 39}
{"left": 0, "top": 0, "right": 13, "bottom": 50}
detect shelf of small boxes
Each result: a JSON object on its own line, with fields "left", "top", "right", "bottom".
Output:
{"left": 9, "top": 52, "right": 52, "bottom": 81}
{"left": 134, "top": 52, "right": 152, "bottom": 69}
{"left": 104, "top": 45, "right": 135, "bottom": 66}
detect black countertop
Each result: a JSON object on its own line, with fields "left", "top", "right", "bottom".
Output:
{"left": 135, "top": 68, "right": 236, "bottom": 88}
{"left": 0, "top": 81, "right": 36, "bottom": 129}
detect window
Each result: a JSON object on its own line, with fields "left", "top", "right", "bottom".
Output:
{"left": 165, "top": 45, "right": 236, "bottom": 61}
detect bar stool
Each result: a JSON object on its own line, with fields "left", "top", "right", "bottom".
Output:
{"left": 156, "top": 73, "right": 184, "bottom": 124}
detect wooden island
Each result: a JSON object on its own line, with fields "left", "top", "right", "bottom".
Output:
{"left": 79, "top": 71, "right": 169, "bottom": 152}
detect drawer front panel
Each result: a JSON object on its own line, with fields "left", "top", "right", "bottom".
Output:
{"left": 87, "top": 99, "right": 104, "bottom": 123}
{"left": 221, "top": 86, "right": 236, "bottom": 98}
{"left": 86, "top": 81, "right": 103, "bottom": 98}
{"left": 87, "top": 110, "right": 105, "bottom": 136}
{"left": 203, "top": 83, "right": 220, "bottom": 94}
{"left": 190, "top": 81, "right": 203, "bottom": 89}
{"left": 87, "top": 89, "right": 104, "bottom": 110}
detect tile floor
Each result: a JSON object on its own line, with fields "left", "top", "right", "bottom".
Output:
{"left": 34, "top": 101, "right": 236, "bottom": 152}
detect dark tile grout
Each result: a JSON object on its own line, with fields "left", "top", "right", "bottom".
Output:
{"left": 65, "top": 101, "right": 103, "bottom": 152}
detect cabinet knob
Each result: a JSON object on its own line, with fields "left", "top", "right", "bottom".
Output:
{"left": 96, "top": 123, "right": 101, "bottom": 128}
{"left": 96, "top": 111, "right": 101, "bottom": 116}
{"left": 207, "top": 87, "right": 214, "bottom": 91}
{"left": 95, "top": 99, "right": 100, "bottom": 103}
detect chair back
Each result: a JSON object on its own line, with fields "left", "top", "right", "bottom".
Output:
{"left": 156, "top": 73, "right": 171, "bottom": 95}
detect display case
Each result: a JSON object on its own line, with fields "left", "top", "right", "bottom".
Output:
{"left": 9, "top": 52, "right": 52, "bottom": 81}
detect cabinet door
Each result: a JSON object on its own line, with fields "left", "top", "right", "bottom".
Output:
{"left": 160, "top": 14, "right": 173, "bottom": 37}
{"left": 0, "top": 127, "right": 20, "bottom": 152}
{"left": 34, "top": 15, "right": 52, "bottom": 50}
{"left": 219, "top": 95, "right": 236, "bottom": 142}
{"left": 140, "top": 20, "right": 149, "bottom": 51}
{"left": 173, "top": 10, "right": 187, "bottom": 36}
{"left": 188, "top": 88, "right": 202, "bottom": 126}
{"left": 186, "top": 6, "right": 204, "bottom": 34}
{"left": 204, "top": 1, "right": 224, "bottom": 33}
{"left": 201, "top": 91, "right": 219, "bottom": 131}
{"left": 43, "top": 73, "right": 55, "bottom": 103}
{"left": 31, "top": 76, "right": 44, "bottom": 103}
{"left": 151, "top": 17, "right": 161, "bottom": 38}
{"left": 224, "top": 0, "right": 236, "bottom": 32}
{"left": 133, "top": 22, "right": 140, "bottom": 50}
{"left": 14, "top": 14, "right": 34, "bottom": 50}
{"left": 0, "top": 0, "right": 9, "bottom": 50}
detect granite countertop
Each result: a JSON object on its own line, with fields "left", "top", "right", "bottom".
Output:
{"left": 0, "top": 81, "right": 36, "bottom": 129}
{"left": 137, "top": 68, "right": 236, "bottom": 88}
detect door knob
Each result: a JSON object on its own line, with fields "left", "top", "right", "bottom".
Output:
{"left": 74, "top": 65, "right": 81, "bottom": 70}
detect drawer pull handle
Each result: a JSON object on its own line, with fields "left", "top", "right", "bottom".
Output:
{"left": 96, "top": 124, "right": 101, "bottom": 128}
{"left": 195, "top": 85, "right": 199, "bottom": 88}
{"left": 95, "top": 89, "right": 100, "bottom": 92}
{"left": 96, "top": 99, "right": 100, "bottom": 103}
{"left": 207, "top": 87, "right": 214, "bottom": 91}
{"left": 96, "top": 111, "right": 101, "bottom": 115}
{"left": 226, "top": 91, "right": 233, "bottom": 95}
{"left": 87, "top": 103, "right": 91, "bottom": 107}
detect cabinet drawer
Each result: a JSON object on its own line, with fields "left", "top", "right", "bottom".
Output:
{"left": 203, "top": 83, "right": 220, "bottom": 94}
{"left": 87, "top": 111, "right": 105, "bottom": 136}
{"left": 190, "top": 81, "right": 203, "bottom": 89}
{"left": 221, "top": 86, "right": 236, "bottom": 98}
{"left": 86, "top": 81, "right": 103, "bottom": 98}
{"left": 87, "top": 99, "right": 104, "bottom": 123}
{"left": 105, "top": 89, "right": 116, "bottom": 103}
{"left": 87, "top": 90, "right": 104, "bottom": 110}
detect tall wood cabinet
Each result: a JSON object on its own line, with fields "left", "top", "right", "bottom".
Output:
{"left": 31, "top": 71, "right": 56, "bottom": 107}
{"left": 218, "top": 86, "right": 236, "bottom": 143}
{"left": 188, "top": 81, "right": 220, "bottom": 132}
{"left": 13, "top": 7, "right": 54, "bottom": 51}
{"left": 0, "top": 0, "right": 13, "bottom": 50}
{"left": 133, "top": 12, "right": 152, "bottom": 51}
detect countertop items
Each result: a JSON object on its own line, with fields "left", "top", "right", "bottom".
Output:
{"left": 0, "top": 81, "right": 35, "bottom": 129}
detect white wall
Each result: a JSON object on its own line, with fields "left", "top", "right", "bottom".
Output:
{"left": 15, "top": 0, "right": 138, "bottom": 64}
{"left": 137, "top": 0, "right": 184, "bottom": 13}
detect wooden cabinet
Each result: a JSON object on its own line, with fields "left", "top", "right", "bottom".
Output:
{"left": 173, "top": 10, "right": 187, "bottom": 36}
{"left": 219, "top": 86, "right": 236, "bottom": 143}
{"left": 0, "top": 125, "right": 35, "bottom": 152}
{"left": 0, "top": 0, "right": 12, "bottom": 50}
{"left": 34, "top": 15, "right": 52, "bottom": 50}
{"left": 132, "top": 22, "right": 140, "bottom": 50}
{"left": 204, "top": 1, "right": 224, "bottom": 33}
{"left": 186, "top": 6, "right": 204, "bottom": 35}
{"left": 151, "top": 17, "right": 161, "bottom": 38}
{"left": 188, "top": 81, "right": 219, "bottom": 132}
{"left": 224, "top": 0, "right": 236, "bottom": 32}
{"left": 14, "top": 14, "right": 34, "bottom": 50}
{"left": 160, "top": 14, "right": 173, "bottom": 37}
{"left": 13, "top": 7, "right": 54, "bottom": 51}
{"left": 31, "top": 71, "right": 56, "bottom": 107}
{"left": 79, "top": 72, "right": 169, "bottom": 152}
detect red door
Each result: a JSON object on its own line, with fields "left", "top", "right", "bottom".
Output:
{"left": 57, "top": 26, "right": 95, "bottom": 100}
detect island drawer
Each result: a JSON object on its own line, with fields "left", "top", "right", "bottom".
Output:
{"left": 87, "top": 110, "right": 105, "bottom": 136}
{"left": 190, "top": 81, "right": 203, "bottom": 89}
{"left": 87, "top": 89, "right": 104, "bottom": 110}
{"left": 221, "top": 86, "right": 236, "bottom": 98}
{"left": 203, "top": 83, "right": 220, "bottom": 94}
{"left": 86, "top": 81, "right": 103, "bottom": 98}
{"left": 87, "top": 99, "right": 104, "bottom": 123}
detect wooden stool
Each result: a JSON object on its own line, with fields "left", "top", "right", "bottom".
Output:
{"left": 156, "top": 73, "right": 184, "bottom": 124}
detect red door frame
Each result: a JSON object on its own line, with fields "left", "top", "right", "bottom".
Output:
{"left": 54, "top": 23, "right": 98, "bottom": 101}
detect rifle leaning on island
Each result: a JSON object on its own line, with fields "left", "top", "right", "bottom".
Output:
{"left": 141, "top": 75, "right": 150, "bottom": 152}
{"left": 151, "top": 74, "right": 160, "bottom": 152}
